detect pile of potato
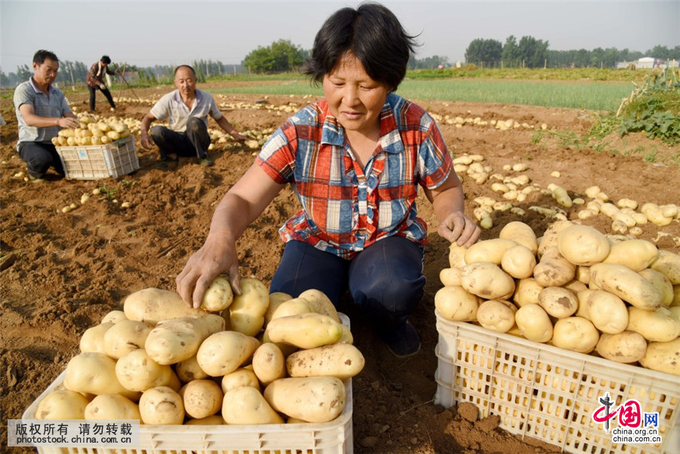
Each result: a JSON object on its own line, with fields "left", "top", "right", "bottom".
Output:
{"left": 436, "top": 220, "right": 680, "bottom": 376}
{"left": 33, "top": 279, "right": 364, "bottom": 425}
{"left": 52, "top": 115, "right": 133, "bottom": 147}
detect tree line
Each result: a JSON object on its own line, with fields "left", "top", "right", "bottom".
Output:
{"left": 465, "top": 35, "right": 680, "bottom": 68}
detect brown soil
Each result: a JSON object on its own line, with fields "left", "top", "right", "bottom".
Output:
{"left": 1, "top": 81, "right": 679, "bottom": 454}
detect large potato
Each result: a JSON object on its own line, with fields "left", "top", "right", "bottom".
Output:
{"left": 35, "top": 389, "right": 90, "bottom": 420}
{"left": 589, "top": 263, "right": 662, "bottom": 310}
{"left": 515, "top": 304, "right": 553, "bottom": 343}
{"left": 460, "top": 262, "right": 515, "bottom": 300}
{"left": 538, "top": 287, "right": 578, "bottom": 319}
{"left": 104, "top": 319, "right": 152, "bottom": 359}
{"left": 639, "top": 268, "right": 674, "bottom": 307}
{"left": 298, "top": 289, "right": 340, "bottom": 322}
{"left": 286, "top": 343, "right": 365, "bottom": 379}
{"left": 80, "top": 322, "right": 114, "bottom": 354}
{"left": 557, "top": 224, "right": 610, "bottom": 266}
{"left": 264, "top": 376, "right": 346, "bottom": 423}
{"left": 596, "top": 331, "right": 647, "bottom": 364}
{"left": 222, "top": 386, "right": 284, "bottom": 424}
{"left": 512, "top": 278, "right": 544, "bottom": 307}
{"left": 229, "top": 278, "right": 270, "bottom": 336}
{"left": 175, "top": 355, "right": 209, "bottom": 383}
{"left": 84, "top": 394, "right": 141, "bottom": 420}
{"left": 551, "top": 317, "right": 599, "bottom": 353}
{"left": 63, "top": 352, "right": 139, "bottom": 401}
{"left": 533, "top": 247, "right": 576, "bottom": 287}
{"left": 627, "top": 307, "right": 680, "bottom": 342}
{"left": 180, "top": 379, "right": 223, "bottom": 419}
{"left": 264, "top": 292, "right": 293, "bottom": 326}
{"left": 252, "top": 342, "right": 286, "bottom": 386}
{"left": 115, "top": 349, "right": 180, "bottom": 392}
{"left": 499, "top": 221, "right": 538, "bottom": 255}
{"left": 197, "top": 330, "right": 260, "bottom": 376}
{"left": 448, "top": 242, "right": 468, "bottom": 269}
{"left": 265, "top": 313, "right": 344, "bottom": 349}
{"left": 501, "top": 245, "right": 536, "bottom": 279}
{"left": 586, "top": 290, "right": 628, "bottom": 334}
{"left": 124, "top": 287, "right": 205, "bottom": 326}
{"left": 475, "top": 300, "right": 517, "bottom": 333}
{"left": 145, "top": 314, "right": 226, "bottom": 365}
{"left": 270, "top": 297, "right": 313, "bottom": 321}
{"left": 639, "top": 338, "right": 680, "bottom": 376}
{"left": 221, "top": 368, "right": 261, "bottom": 393}
{"left": 464, "top": 238, "right": 517, "bottom": 265}
{"left": 434, "top": 285, "right": 480, "bottom": 321}
{"left": 650, "top": 250, "right": 680, "bottom": 285}
{"left": 537, "top": 220, "right": 573, "bottom": 258}
{"left": 101, "top": 310, "right": 127, "bottom": 324}
{"left": 201, "top": 276, "right": 234, "bottom": 312}
{"left": 603, "top": 239, "right": 659, "bottom": 271}
{"left": 439, "top": 267, "right": 462, "bottom": 286}
{"left": 139, "top": 386, "right": 184, "bottom": 425}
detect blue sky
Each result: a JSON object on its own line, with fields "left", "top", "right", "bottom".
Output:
{"left": 1, "top": 1, "right": 678, "bottom": 72}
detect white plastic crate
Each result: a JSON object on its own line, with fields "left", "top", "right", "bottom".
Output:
{"left": 21, "top": 314, "right": 354, "bottom": 454}
{"left": 56, "top": 136, "right": 139, "bottom": 180}
{"left": 433, "top": 310, "right": 680, "bottom": 454}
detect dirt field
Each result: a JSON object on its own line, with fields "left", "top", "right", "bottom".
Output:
{"left": 1, "top": 81, "right": 679, "bottom": 454}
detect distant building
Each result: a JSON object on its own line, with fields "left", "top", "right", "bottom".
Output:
{"left": 616, "top": 57, "right": 676, "bottom": 69}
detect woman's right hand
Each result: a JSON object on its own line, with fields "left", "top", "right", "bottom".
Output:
{"left": 176, "top": 237, "right": 242, "bottom": 309}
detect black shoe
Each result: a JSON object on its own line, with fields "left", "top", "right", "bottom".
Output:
{"left": 385, "top": 320, "right": 421, "bottom": 358}
{"left": 199, "top": 156, "right": 214, "bottom": 167}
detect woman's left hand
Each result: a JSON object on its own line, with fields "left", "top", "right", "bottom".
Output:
{"left": 438, "top": 211, "right": 481, "bottom": 248}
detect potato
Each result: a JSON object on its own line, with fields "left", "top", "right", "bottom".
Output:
{"left": 270, "top": 297, "right": 313, "bottom": 320}
{"left": 575, "top": 266, "right": 591, "bottom": 284}
{"left": 103, "top": 319, "right": 152, "bottom": 359}
{"left": 229, "top": 278, "right": 270, "bottom": 336}
{"left": 286, "top": 343, "right": 365, "bottom": 379}
{"left": 515, "top": 304, "right": 553, "bottom": 343}
{"left": 265, "top": 313, "right": 344, "bottom": 349}
{"left": 650, "top": 250, "right": 680, "bottom": 285}
{"left": 563, "top": 279, "right": 588, "bottom": 294}
{"left": 252, "top": 342, "right": 286, "bottom": 386}
{"left": 64, "top": 352, "right": 140, "bottom": 401}
{"left": 476, "top": 300, "right": 517, "bottom": 333}
{"left": 538, "top": 287, "right": 578, "bottom": 319}
{"left": 603, "top": 239, "right": 659, "bottom": 271}
{"left": 639, "top": 338, "right": 680, "bottom": 375}
{"left": 499, "top": 221, "right": 538, "bottom": 255}
{"left": 145, "top": 314, "right": 226, "bottom": 365}
{"left": 464, "top": 238, "right": 517, "bottom": 265}
{"left": 101, "top": 310, "right": 127, "bottom": 324}
{"left": 264, "top": 292, "right": 293, "bottom": 326}
{"left": 586, "top": 290, "right": 628, "bottom": 334}
{"left": 596, "top": 331, "right": 647, "bottom": 364}
{"left": 589, "top": 263, "right": 662, "bottom": 310}
{"left": 673, "top": 285, "right": 680, "bottom": 307}
{"left": 460, "top": 262, "right": 515, "bottom": 300}
{"left": 201, "top": 276, "right": 234, "bottom": 312}
{"left": 434, "top": 285, "right": 480, "bottom": 321}
{"left": 551, "top": 317, "right": 599, "bottom": 353}
{"left": 512, "top": 278, "right": 544, "bottom": 307}
{"left": 298, "top": 289, "right": 340, "bottom": 322}
{"left": 79, "top": 322, "right": 114, "bottom": 354}
{"left": 197, "top": 330, "right": 260, "bottom": 376}
{"left": 175, "top": 355, "right": 209, "bottom": 383}
{"left": 501, "top": 245, "right": 536, "bottom": 279}
{"left": 139, "top": 386, "right": 184, "bottom": 425}
{"left": 575, "top": 290, "right": 593, "bottom": 319}
{"left": 533, "top": 247, "right": 576, "bottom": 287}
{"left": 180, "top": 379, "right": 223, "bottom": 419}
{"left": 439, "top": 267, "right": 462, "bottom": 286}
{"left": 35, "top": 389, "right": 90, "bottom": 420}
{"left": 627, "top": 307, "right": 680, "bottom": 342}
{"left": 115, "top": 349, "right": 180, "bottom": 392}
{"left": 639, "top": 268, "right": 674, "bottom": 307}
{"left": 84, "top": 394, "right": 141, "bottom": 420}
{"left": 221, "top": 368, "right": 261, "bottom": 393}
{"left": 448, "top": 242, "right": 468, "bottom": 269}
{"left": 124, "top": 288, "right": 205, "bottom": 326}
{"left": 264, "top": 376, "right": 346, "bottom": 423}
{"left": 556, "top": 225, "right": 610, "bottom": 266}
{"left": 223, "top": 385, "right": 284, "bottom": 424}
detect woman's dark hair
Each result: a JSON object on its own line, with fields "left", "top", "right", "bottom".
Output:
{"left": 304, "top": 2, "right": 418, "bottom": 92}
{"left": 33, "top": 50, "right": 59, "bottom": 65}
{"left": 101, "top": 55, "right": 112, "bottom": 64}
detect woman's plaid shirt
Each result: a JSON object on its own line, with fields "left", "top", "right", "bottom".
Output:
{"left": 256, "top": 93, "right": 452, "bottom": 260}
